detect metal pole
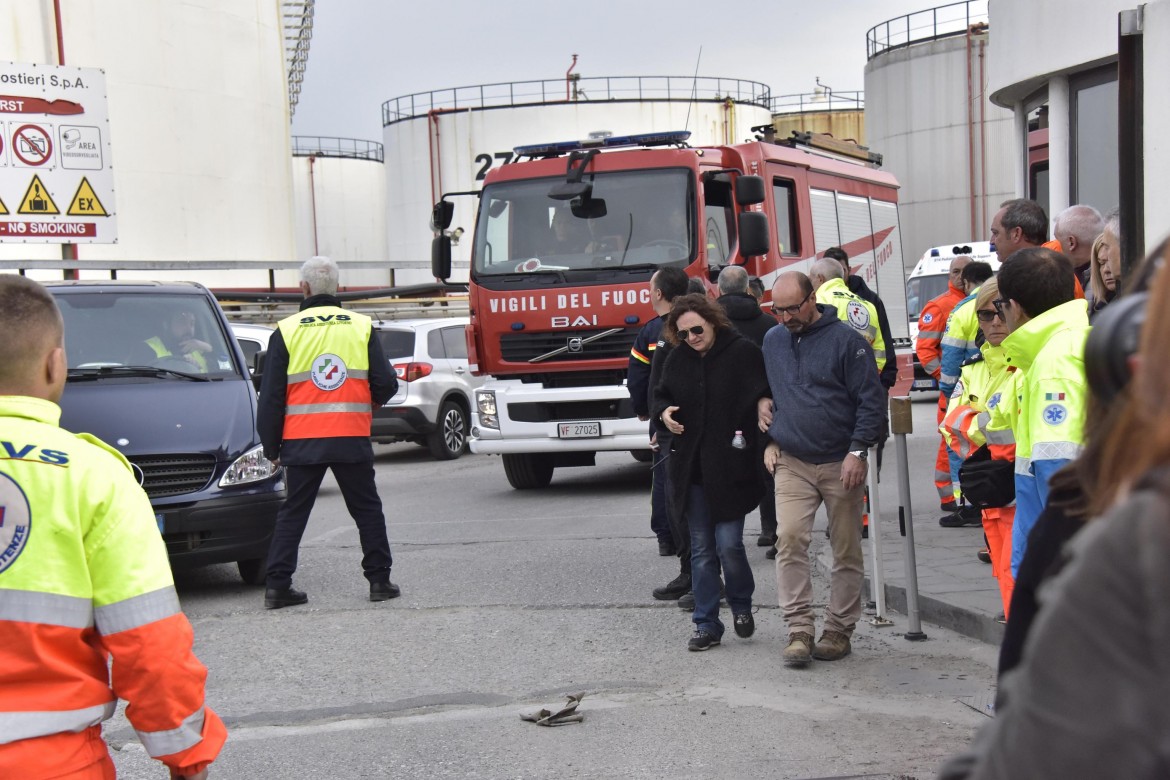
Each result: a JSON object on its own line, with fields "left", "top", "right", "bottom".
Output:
{"left": 866, "top": 444, "right": 892, "bottom": 626}
{"left": 891, "top": 396, "right": 927, "bottom": 640}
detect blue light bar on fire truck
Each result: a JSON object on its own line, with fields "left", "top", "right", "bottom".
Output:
{"left": 513, "top": 130, "right": 691, "bottom": 157}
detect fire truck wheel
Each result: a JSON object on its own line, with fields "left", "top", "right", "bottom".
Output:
{"left": 427, "top": 400, "right": 469, "bottom": 460}
{"left": 502, "top": 453, "right": 554, "bottom": 489}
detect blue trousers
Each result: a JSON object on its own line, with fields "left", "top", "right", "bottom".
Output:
{"left": 266, "top": 461, "right": 392, "bottom": 589}
{"left": 686, "top": 483, "right": 754, "bottom": 637}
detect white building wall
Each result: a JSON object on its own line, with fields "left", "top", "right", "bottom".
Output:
{"left": 0, "top": 0, "right": 295, "bottom": 287}
{"left": 384, "top": 99, "right": 773, "bottom": 286}
{"left": 1146, "top": 1, "right": 1170, "bottom": 245}
{"left": 291, "top": 155, "right": 389, "bottom": 289}
{"left": 988, "top": 0, "right": 1170, "bottom": 251}
{"left": 865, "top": 32, "right": 1015, "bottom": 261}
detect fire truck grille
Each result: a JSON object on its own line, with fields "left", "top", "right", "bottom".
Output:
{"left": 509, "top": 398, "right": 636, "bottom": 423}
{"left": 129, "top": 454, "right": 217, "bottom": 498}
{"left": 499, "top": 328, "right": 640, "bottom": 363}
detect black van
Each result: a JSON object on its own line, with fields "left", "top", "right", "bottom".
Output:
{"left": 47, "top": 280, "right": 285, "bottom": 584}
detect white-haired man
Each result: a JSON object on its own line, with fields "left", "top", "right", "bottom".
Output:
{"left": 258, "top": 256, "right": 401, "bottom": 608}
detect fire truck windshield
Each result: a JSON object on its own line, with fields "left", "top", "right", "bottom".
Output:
{"left": 472, "top": 168, "right": 694, "bottom": 276}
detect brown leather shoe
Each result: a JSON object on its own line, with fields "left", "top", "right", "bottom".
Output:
{"left": 782, "top": 631, "right": 814, "bottom": 667}
{"left": 813, "top": 630, "right": 852, "bottom": 661}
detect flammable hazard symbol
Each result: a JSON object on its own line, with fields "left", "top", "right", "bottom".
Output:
{"left": 17, "top": 175, "right": 59, "bottom": 215}
{"left": 67, "top": 177, "right": 108, "bottom": 217}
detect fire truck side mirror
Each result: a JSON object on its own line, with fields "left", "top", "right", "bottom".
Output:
{"left": 734, "top": 175, "right": 766, "bottom": 206}
{"left": 431, "top": 200, "right": 455, "bottom": 231}
{"left": 432, "top": 235, "right": 452, "bottom": 280}
{"left": 737, "top": 212, "right": 770, "bottom": 257}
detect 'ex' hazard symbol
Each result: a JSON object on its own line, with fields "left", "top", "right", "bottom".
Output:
{"left": 17, "top": 175, "right": 59, "bottom": 215}
{"left": 67, "top": 177, "right": 107, "bottom": 217}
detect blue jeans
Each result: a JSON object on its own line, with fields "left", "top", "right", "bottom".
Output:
{"left": 686, "top": 483, "right": 754, "bottom": 637}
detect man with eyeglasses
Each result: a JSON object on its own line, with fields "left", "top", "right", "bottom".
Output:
{"left": 757, "top": 271, "right": 886, "bottom": 667}
{"left": 987, "top": 247, "right": 1089, "bottom": 580}
{"left": 916, "top": 253, "right": 971, "bottom": 514}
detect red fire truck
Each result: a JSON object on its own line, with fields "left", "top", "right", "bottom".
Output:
{"left": 431, "top": 130, "right": 910, "bottom": 489}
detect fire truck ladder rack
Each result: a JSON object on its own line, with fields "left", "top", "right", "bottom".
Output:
{"left": 778, "top": 131, "right": 884, "bottom": 168}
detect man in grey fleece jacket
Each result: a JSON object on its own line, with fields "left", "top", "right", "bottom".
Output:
{"left": 757, "top": 271, "right": 887, "bottom": 668}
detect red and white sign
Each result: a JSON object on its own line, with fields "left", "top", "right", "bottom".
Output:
{"left": 0, "top": 220, "right": 96, "bottom": 237}
{"left": 0, "top": 60, "right": 116, "bottom": 244}
{"left": 12, "top": 124, "right": 51, "bottom": 166}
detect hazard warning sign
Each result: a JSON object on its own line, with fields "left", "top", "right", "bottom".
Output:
{"left": 67, "top": 177, "right": 107, "bottom": 216}
{"left": 17, "top": 175, "right": 58, "bottom": 215}
{"left": 0, "top": 61, "right": 116, "bottom": 243}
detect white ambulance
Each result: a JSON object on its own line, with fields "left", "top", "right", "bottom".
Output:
{"left": 906, "top": 241, "right": 1000, "bottom": 390}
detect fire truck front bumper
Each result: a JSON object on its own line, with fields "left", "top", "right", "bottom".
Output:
{"left": 469, "top": 380, "right": 651, "bottom": 455}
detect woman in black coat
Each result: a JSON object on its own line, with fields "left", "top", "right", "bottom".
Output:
{"left": 653, "top": 293, "right": 771, "bottom": 651}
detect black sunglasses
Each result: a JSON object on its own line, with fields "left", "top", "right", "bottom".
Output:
{"left": 991, "top": 298, "right": 1009, "bottom": 314}
{"left": 975, "top": 309, "right": 1004, "bottom": 323}
{"left": 682, "top": 325, "right": 706, "bottom": 338}
{"left": 770, "top": 292, "right": 812, "bottom": 317}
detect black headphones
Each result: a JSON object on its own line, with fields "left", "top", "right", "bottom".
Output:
{"left": 1084, "top": 292, "right": 1147, "bottom": 403}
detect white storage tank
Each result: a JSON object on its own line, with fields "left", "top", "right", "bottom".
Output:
{"left": 382, "top": 76, "right": 774, "bottom": 285}
{"left": 290, "top": 136, "right": 388, "bottom": 288}
{"left": 864, "top": 1, "right": 1015, "bottom": 260}
{"left": 0, "top": 0, "right": 295, "bottom": 287}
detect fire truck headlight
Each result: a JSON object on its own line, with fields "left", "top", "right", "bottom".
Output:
{"left": 477, "top": 391, "right": 499, "bottom": 429}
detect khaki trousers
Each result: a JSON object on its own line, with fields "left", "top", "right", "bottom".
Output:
{"left": 774, "top": 451, "right": 865, "bottom": 636}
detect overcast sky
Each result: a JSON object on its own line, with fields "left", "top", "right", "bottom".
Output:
{"left": 291, "top": 0, "right": 939, "bottom": 142}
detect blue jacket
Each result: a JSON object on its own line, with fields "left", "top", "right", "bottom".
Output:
{"left": 627, "top": 316, "right": 664, "bottom": 419}
{"left": 762, "top": 304, "right": 887, "bottom": 464}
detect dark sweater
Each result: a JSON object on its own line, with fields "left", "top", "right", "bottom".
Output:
{"left": 652, "top": 328, "right": 769, "bottom": 525}
{"left": 761, "top": 304, "right": 887, "bottom": 464}
{"left": 717, "top": 293, "right": 776, "bottom": 347}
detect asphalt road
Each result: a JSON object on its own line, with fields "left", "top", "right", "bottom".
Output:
{"left": 106, "top": 396, "right": 998, "bottom": 780}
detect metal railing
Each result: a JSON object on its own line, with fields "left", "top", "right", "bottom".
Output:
{"left": 291, "top": 136, "right": 384, "bottom": 162}
{"left": 382, "top": 75, "right": 772, "bottom": 126}
{"left": 867, "top": 0, "right": 989, "bottom": 60}
{"left": 770, "top": 91, "right": 864, "bottom": 114}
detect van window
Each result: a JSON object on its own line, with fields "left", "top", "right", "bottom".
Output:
{"left": 906, "top": 275, "right": 951, "bottom": 320}
{"left": 772, "top": 179, "right": 799, "bottom": 255}
{"left": 55, "top": 292, "right": 239, "bottom": 377}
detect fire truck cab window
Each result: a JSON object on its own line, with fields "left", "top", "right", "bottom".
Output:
{"left": 702, "top": 172, "right": 736, "bottom": 267}
{"left": 472, "top": 169, "right": 693, "bottom": 276}
{"left": 772, "top": 179, "right": 798, "bottom": 255}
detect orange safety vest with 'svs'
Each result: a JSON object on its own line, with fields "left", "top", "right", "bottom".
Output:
{"left": 278, "top": 305, "right": 374, "bottom": 439}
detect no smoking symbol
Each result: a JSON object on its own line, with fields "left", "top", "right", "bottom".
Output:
{"left": 13, "top": 124, "right": 52, "bottom": 166}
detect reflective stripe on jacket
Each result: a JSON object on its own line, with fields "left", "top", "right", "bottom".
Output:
{"left": 816, "top": 277, "right": 886, "bottom": 371}
{"left": 915, "top": 283, "right": 965, "bottom": 379}
{"left": 0, "top": 395, "right": 226, "bottom": 778}
{"left": 940, "top": 344, "right": 1016, "bottom": 462}
{"left": 1000, "top": 299, "right": 1091, "bottom": 576}
{"left": 144, "top": 336, "right": 208, "bottom": 372}
{"left": 939, "top": 291, "right": 981, "bottom": 395}
{"left": 277, "top": 305, "right": 374, "bottom": 439}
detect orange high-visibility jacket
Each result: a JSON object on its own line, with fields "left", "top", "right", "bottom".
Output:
{"left": 915, "top": 283, "right": 966, "bottom": 379}
{"left": 278, "top": 305, "right": 374, "bottom": 440}
{"left": 0, "top": 395, "right": 226, "bottom": 778}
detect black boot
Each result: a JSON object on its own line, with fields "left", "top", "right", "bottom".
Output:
{"left": 652, "top": 572, "right": 691, "bottom": 600}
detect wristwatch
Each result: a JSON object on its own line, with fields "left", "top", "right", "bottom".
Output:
{"left": 849, "top": 449, "right": 869, "bottom": 461}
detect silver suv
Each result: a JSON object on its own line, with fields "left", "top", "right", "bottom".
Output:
{"left": 371, "top": 317, "right": 482, "bottom": 460}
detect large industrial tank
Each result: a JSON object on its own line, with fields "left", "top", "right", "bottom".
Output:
{"left": 290, "top": 136, "right": 388, "bottom": 288}
{"left": 864, "top": 1, "right": 1014, "bottom": 260}
{"left": 771, "top": 90, "right": 866, "bottom": 146}
{"left": 0, "top": 0, "right": 295, "bottom": 285}
{"left": 383, "top": 76, "right": 774, "bottom": 285}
